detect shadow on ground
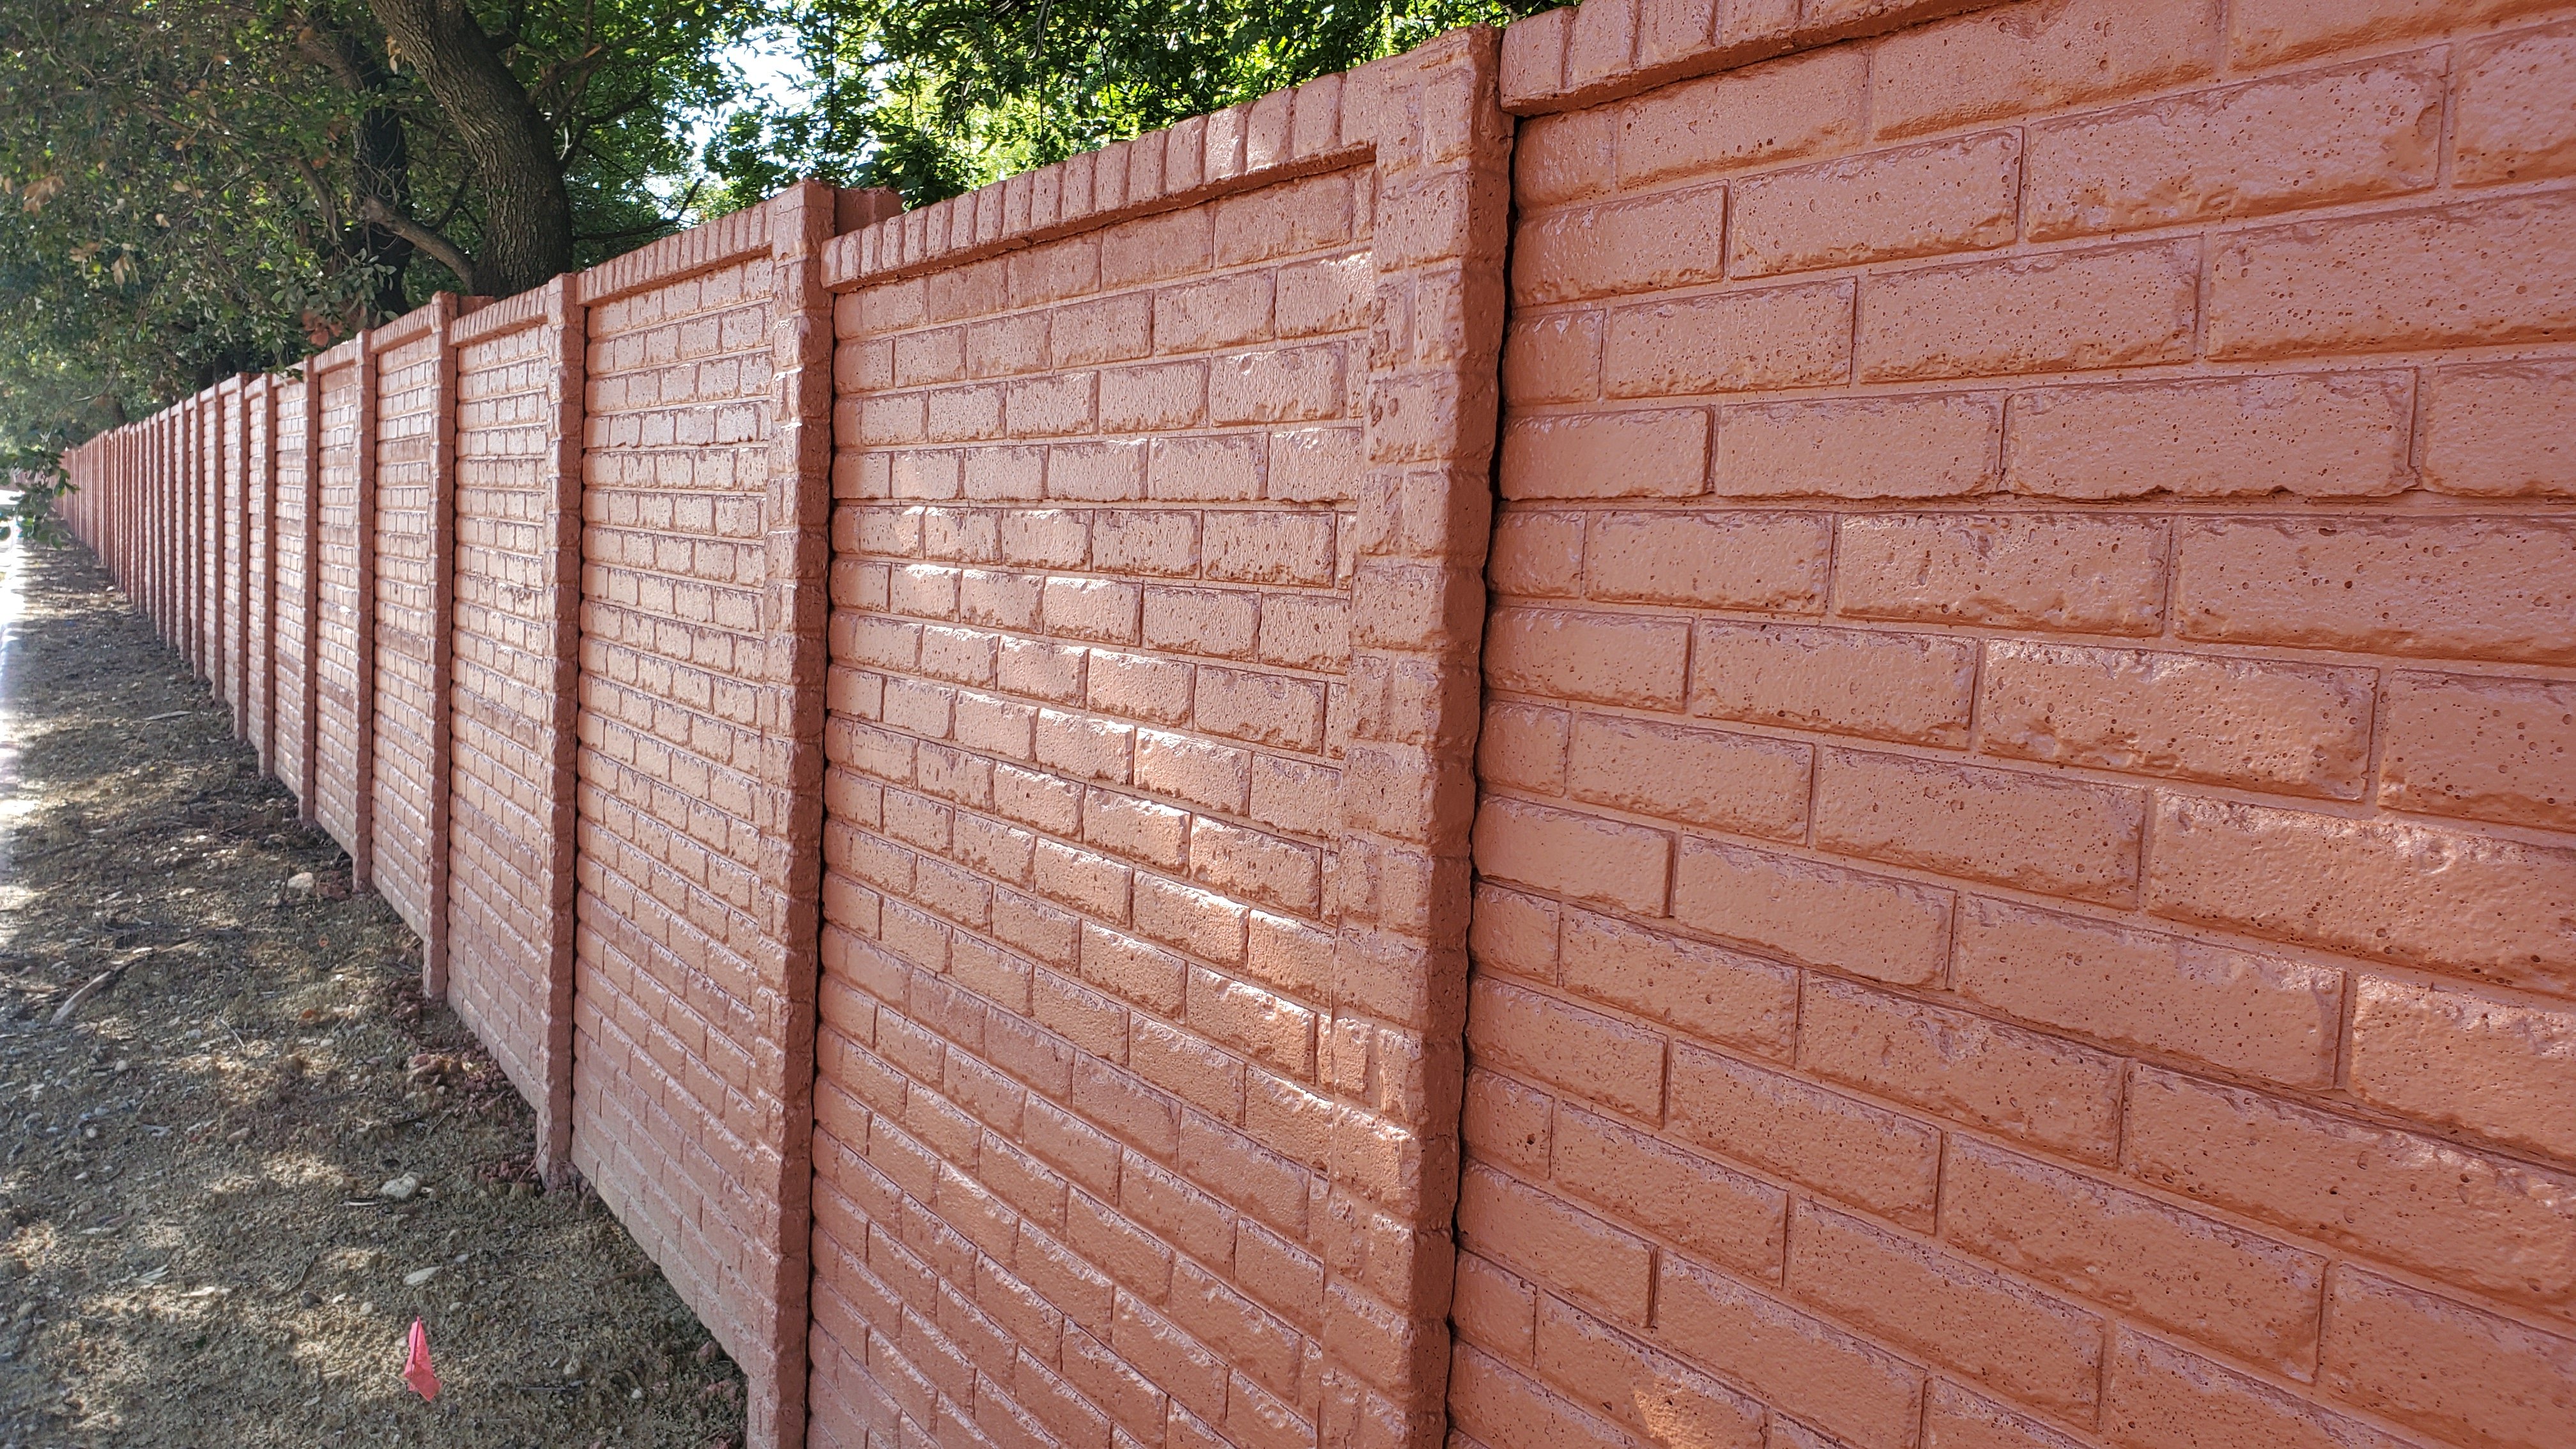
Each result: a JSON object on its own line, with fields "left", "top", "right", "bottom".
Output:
{"left": 0, "top": 539, "right": 748, "bottom": 1448}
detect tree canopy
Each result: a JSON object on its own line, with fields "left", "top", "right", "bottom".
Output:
{"left": 0, "top": 0, "right": 1548, "bottom": 478}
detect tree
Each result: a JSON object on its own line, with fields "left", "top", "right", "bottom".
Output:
{"left": 708, "top": 0, "right": 1553, "bottom": 209}
{"left": 0, "top": 0, "right": 750, "bottom": 444}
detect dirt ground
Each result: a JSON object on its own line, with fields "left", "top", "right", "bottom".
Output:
{"left": 0, "top": 538, "right": 749, "bottom": 1448}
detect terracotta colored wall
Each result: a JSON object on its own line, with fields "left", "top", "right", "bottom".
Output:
{"left": 310, "top": 342, "right": 376, "bottom": 878}
{"left": 245, "top": 377, "right": 277, "bottom": 774}
{"left": 567, "top": 181, "right": 862, "bottom": 1444}
{"left": 371, "top": 300, "right": 461, "bottom": 965}
{"left": 53, "top": 8, "right": 2576, "bottom": 1445}
{"left": 1455, "top": 5, "right": 2576, "bottom": 1449}
{"left": 275, "top": 371, "right": 318, "bottom": 813}
{"left": 807, "top": 33, "right": 1506, "bottom": 1449}
{"left": 448, "top": 280, "right": 585, "bottom": 1178}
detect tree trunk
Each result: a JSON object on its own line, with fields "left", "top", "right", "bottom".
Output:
{"left": 367, "top": 0, "right": 574, "bottom": 296}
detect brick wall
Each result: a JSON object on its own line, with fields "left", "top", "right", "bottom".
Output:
{"left": 371, "top": 297, "right": 464, "bottom": 975}
{"left": 806, "top": 32, "right": 1506, "bottom": 1449}
{"left": 245, "top": 377, "right": 277, "bottom": 774}
{"left": 311, "top": 341, "right": 376, "bottom": 880}
{"left": 568, "top": 181, "right": 870, "bottom": 1444}
{"left": 52, "top": 7, "right": 2576, "bottom": 1446}
{"left": 447, "top": 280, "right": 585, "bottom": 1177}
{"left": 1456, "top": 6, "right": 2576, "bottom": 1449}
{"left": 275, "top": 369, "right": 319, "bottom": 815}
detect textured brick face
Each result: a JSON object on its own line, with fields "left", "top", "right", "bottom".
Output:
{"left": 1466, "top": 5, "right": 2576, "bottom": 1449}
{"left": 371, "top": 310, "right": 452, "bottom": 953}
{"left": 571, "top": 223, "right": 801, "bottom": 1414}
{"left": 310, "top": 347, "right": 375, "bottom": 877}
{"left": 811, "top": 37, "right": 1508, "bottom": 1449}
{"left": 817, "top": 168, "right": 1374, "bottom": 1449}
{"left": 448, "top": 285, "right": 585, "bottom": 1178}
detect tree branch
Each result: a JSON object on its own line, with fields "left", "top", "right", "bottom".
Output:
{"left": 358, "top": 195, "right": 479, "bottom": 291}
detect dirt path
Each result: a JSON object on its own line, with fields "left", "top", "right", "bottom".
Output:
{"left": 0, "top": 538, "right": 748, "bottom": 1448}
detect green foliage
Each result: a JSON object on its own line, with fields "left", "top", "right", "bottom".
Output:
{"left": 705, "top": 0, "right": 1553, "bottom": 210}
{"left": 0, "top": 0, "right": 756, "bottom": 450}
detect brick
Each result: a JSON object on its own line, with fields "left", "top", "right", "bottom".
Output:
{"left": 1560, "top": 907, "right": 1797, "bottom": 1060}
{"left": 2209, "top": 195, "right": 2576, "bottom": 359}
{"left": 1263, "top": 425, "right": 1358, "bottom": 504}
{"left": 1512, "top": 185, "right": 1728, "bottom": 307}
{"left": 2457, "top": 22, "right": 2576, "bottom": 187}
{"left": 1457, "top": 1163, "right": 1655, "bottom": 1324}
{"left": 1667, "top": 1043, "right": 1942, "bottom": 1227}
{"left": 1487, "top": 510, "right": 1586, "bottom": 599}
{"left": 2103, "top": 1330, "right": 2412, "bottom": 1449}
{"left": 1274, "top": 253, "right": 1370, "bottom": 339}
{"left": 1584, "top": 510, "right": 1830, "bottom": 613}
{"left": 1789, "top": 1204, "right": 2103, "bottom": 1420}
{"left": 1465, "top": 1068, "right": 1555, "bottom": 1179}
{"left": 2379, "top": 670, "right": 2576, "bottom": 831}
{"left": 1566, "top": 712, "right": 1811, "bottom": 840}
{"left": 1098, "top": 362, "right": 1207, "bottom": 433}
{"left": 2319, "top": 1268, "right": 2576, "bottom": 1449}
{"left": 2025, "top": 57, "right": 2442, "bottom": 240}
{"left": 1858, "top": 240, "right": 2200, "bottom": 382}
{"left": 1801, "top": 976, "right": 2124, "bottom": 1161}
{"left": 1816, "top": 749, "right": 2145, "bottom": 906}
{"left": 1091, "top": 510, "right": 1199, "bottom": 578}
{"left": 1154, "top": 272, "right": 1271, "bottom": 354}
{"left": 2229, "top": 0, "right": 2570, "bottom": 68}
{"left": 1209, "top": 344, "right": 1347, "bottom": 426}
{"left": 2423, "top": 361, "right": 2576, "bottom": 498}
{"left": 1690, "top": 622, "right": 1975, "bottom": 748}
{"left": 2347, "top": 976, "right": 2576, "bottom": 1163}
{"left": 1712, "top": 393, "right": 2001, "bottom": 500}
{"left": 1449, "top": 1345, "right": 1630, "bottom": 1449}
{"left": 1600, "top": 281, "right": 1853, "bottom": 399}
{"left": 1652, "top": 1251, "right": 1926, "bottom": 1449}
{"left": 1616, "top": 47, "right": 1867, "bottom": 191}
{"left": 2177, "top": 518, "right": 2576, "bottom": 666}
{"left": 1473, "top": 796, "right": 1673, "bottom": 917}
{"left": 1202, "top": 511, "right": 1333, "bottom": 587}
{"left": 1478, "top": 702, "right": 1568, "bottom": 796}
{"left": 2005, "top": 372, "right": 2416, "bottom": 502}
{"left": 1920, "top": 1382, "right": 2089, "bottom": 1449}
{"left": 1978, "top": 640, "right": 2375, "bottom": 798}
{"left": 1468, "top": 977, "right": 1667, "bottom": 1121}
{"left": 1513, "top": 104, "right": 1613, "bottom": 212}
{"left": 1871, "top": 0, "right": 2221, "bottom": 141}
{"left": 1531, "top": 1298, "right": 1767, "bottom": 1449}
{"left": 1837, "top": 513, "right": 2167, "bottom": 636}
{"left": 2147, "top": 793, "right": 2576, "bottom": 996}
{"left": 1953, "top": 896, "right": 2342, "bottom": 1089}
{"left": 1506, "top": 312, "right": 1604, "bottom": 406}
{"left": 1944, "top": 1137, "right": 2325, "bottom": 1376}
{"left": 1500, "top": 410, "right": 1709, "bottom": 500}
{"left": 2123, "top": 1066, "right": 2576, "bottom": 1313}
{"left": 1672, "top": 836, "right": 1951, "bottom": 987}
{"left": 1730, "top": 130, "right": 2021, "bottom": 278}
{"left": 1485, "top": 606, "right": 1691, "bottom": 711}
{"left": 1549, "top": 1104, "right": 1786, "bottom": 1283}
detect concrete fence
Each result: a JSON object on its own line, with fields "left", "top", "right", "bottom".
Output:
{"left": 56, "top": 3, "right": 2576, "bottom": 1448}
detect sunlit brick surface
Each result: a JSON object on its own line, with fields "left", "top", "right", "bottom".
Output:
{"left": 447, "top": 288, "right": 581, "bottom": 1162}
{"left": 1460, "top": 4, "right": 2576, "bottom": 1449}
{"left": 372, "top": 314, "right": 446, "bottom": 942}
{"left": 310, "top": 347, "right": 372, "bottom": 871}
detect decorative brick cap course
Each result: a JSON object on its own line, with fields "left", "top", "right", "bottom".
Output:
{"left": 821, "top": 68, "right": 1381, "bottom": 291}
{"left": 1498, "top": 0, "right": 2009, "bottom": 115}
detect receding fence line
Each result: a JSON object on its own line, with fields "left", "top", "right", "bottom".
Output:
{"left": 54, "top": 4, "right": 2576, "bottom": 1449}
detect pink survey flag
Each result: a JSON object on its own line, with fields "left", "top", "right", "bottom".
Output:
{"left": 402, "top": 1317, "right": 441, "bottom": 1402}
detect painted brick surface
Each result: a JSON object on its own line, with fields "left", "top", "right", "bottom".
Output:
{"left": 371, "top": 302, "right": 456, "bottom": 962}
{"left": 1466, "top": 6, "right": 2576, "bottom": 1449}
{"left": 54, "top": 6, "right": 2576, "bottom": 1447}
{"left": 568, "top": 181, "right": 866, "bottom": 1448}
{"left": 448, "top": 282, "right": 585, "bottom": 1179}
{"left": 809, "top": 32, "right": 1507, "bottom": 1449}
{"left": 310, "top": 342, "right": 376, "bottom": 881}
{"left": 275, "top": 371, "right": 318, "bottom": 813}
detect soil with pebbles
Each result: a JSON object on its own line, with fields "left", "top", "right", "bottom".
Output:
{"left": 0, "top": 538, "right": 748, "bottom": 1447}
